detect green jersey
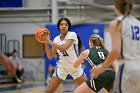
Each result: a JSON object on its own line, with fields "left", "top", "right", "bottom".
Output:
{"left": 86, "top": 46, "right": 109, "bottom": 67}
{"left": 85, "top": 46, "right": 115, "bottom": 92}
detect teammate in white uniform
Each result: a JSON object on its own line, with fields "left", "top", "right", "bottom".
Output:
{"left": 90, "top": 0, "right": 140, "bottom": 93}
{"left": 43, "top": 18, "right": 87, "bottom": 93}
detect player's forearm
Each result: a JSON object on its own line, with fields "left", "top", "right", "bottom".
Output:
{"left": 0, "top": 53, "right": 9, "bottom": 65}
{"left": 102, "top": 50, "right": 119, "bottom": 69}
{"left": 73, "top": 54, "right": 85, "bottom": 68}
{"left": 49, "top": 41, "right": 67, "bottom": 52}
{"left": 44, "top": 44, "right": 53, "bottom": 59}
{"left": 0, "top": 58, "right": 9, "bottom": 67}
{"left": 0, "top": 61, "right": 5, "bottom": 65}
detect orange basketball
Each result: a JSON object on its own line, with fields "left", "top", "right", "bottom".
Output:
{"left": 35, "top": 27, "right": 50, "bottom": 43}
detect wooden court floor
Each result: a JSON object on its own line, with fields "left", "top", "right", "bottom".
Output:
{"left": 0, "top": 80, "right": 77, "bottom": 93}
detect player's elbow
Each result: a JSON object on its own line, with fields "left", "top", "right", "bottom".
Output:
{"left": 48, "top": 57, "right": 52, "bottom": 60}
{"left": 59, "top": 49, "right": 65, "bottom": 52}
{"left": 60, "top": 47, "right": 68, "bottom": 52}
{"left": 73, "top": 64, "right": 78, "bottom": 69}
{"left": 73, "top": 64, "right": 79, "bottom": 69}
{"left": 111, "top": 50, "right": 120, "bottom": 58}
{"left": 47, "top": 56, "right": 53, "bottom": 60}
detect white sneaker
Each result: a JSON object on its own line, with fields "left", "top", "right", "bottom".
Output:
{"left": 16, "top": 78, "right": 24, "bottom": 83}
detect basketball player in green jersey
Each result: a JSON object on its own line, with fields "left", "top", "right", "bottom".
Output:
{"left": 73, "top": 34, "right": 116, "bottom": 93}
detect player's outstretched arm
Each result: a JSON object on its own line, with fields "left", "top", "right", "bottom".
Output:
{"left": 73, "top": 49, "right": 89, "bottom": 68}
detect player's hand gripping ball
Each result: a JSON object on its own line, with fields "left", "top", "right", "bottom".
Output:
{"left": 35, "top": 27, "right": 50, "bottom": 43}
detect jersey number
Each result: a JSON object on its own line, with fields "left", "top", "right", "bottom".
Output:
{"left": 98, "top": 52, "right": 105, "bottom": 60}
{"left": 62, "top": 51, "right": 69, "bottom": 56}
{"left": 131, "top": 25, "right": 140, "bottom": 40}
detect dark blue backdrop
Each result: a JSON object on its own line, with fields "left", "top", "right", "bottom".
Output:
{"left": 0, "top": 0, "right": 23, "bottom": 7}
{"left": 44, "top": 24, "right": 104, "bottom": 79}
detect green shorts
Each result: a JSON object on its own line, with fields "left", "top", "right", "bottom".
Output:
{"left": 86, "top": 69, "right": 115, "bottom": 92}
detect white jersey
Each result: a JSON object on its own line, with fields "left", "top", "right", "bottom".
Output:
{"left": 114, "top": 16, "right": 140, "bottom": 93}
{"left": 53, "top": 31, "right": 79, "bottom": 66}
{"left": 118, "top": 15, "right": 140, "bottom": 60}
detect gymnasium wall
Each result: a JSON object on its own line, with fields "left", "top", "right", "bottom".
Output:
{"left": 0, "top": 23, "right": 46, "bottom": 80}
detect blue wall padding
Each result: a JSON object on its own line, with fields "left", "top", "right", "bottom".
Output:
{"left": 0, "top": 0, "right": 23, "bottom": 7}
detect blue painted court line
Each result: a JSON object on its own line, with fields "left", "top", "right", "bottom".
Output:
{"left": 0, "top": 82, "right": 47, "bottom": 92}
{"left": 0, "top": 81, "right": 74, "bottom": 92}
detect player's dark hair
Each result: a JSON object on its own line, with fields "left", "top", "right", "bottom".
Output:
{"left": 77, "top": 35, "right": 83, "bottom": 53}
{"left": 12, "top": 49, "right": 17, "bottom": 54}
{"left": 57, "top": 18, "right": 71, "bottom": 31}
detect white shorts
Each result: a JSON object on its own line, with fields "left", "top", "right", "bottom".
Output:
{"left": 119, "top": 60, "right": 140, "bottom": 93}
{"left": 52, "top": 64, "right": 85, "bottom": 80}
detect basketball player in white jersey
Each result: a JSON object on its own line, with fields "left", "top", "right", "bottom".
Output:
{"left": 90, "top": 0, "right": 140, "bottom": 93}
{"left": 42, "top": 18, "right": 87, "bottom": 93}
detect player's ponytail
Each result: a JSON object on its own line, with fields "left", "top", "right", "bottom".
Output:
{"left": 114, "top": 0, "right": 133, "bottom": 26}
{"left": 77, "top": 35, "right": 83, "bottom": 53}
{"left": 90, "top": 34, "right": 105, "bottom": 48}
